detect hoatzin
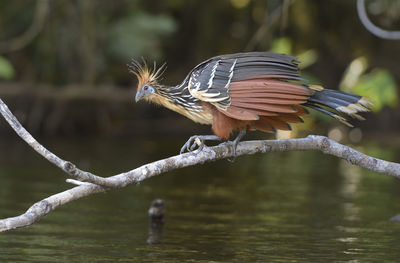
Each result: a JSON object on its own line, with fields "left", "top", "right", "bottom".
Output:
{"left": 131, "top": 52, "right": 371, "bottom": 157}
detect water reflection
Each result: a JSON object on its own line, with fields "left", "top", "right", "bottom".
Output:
{"left": 0, "top": 137, "right": 400, "bottom": 262}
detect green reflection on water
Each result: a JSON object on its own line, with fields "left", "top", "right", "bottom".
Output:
{"left": 0, "top": 137, "right": 400, "bottom": 262}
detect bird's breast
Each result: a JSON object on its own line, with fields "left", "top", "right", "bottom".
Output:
{"left": 151, "top": 94, "right": 213, "bottom": 125}
{"left": 174, "top": 100, "right": 213, "bottom": 124}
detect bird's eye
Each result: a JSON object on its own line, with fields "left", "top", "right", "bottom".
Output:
{"left": 143, "top": 85, "right": 149, "bottom": 91}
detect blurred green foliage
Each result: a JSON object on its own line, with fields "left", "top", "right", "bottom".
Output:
{"left": 269, "top": 37, "right": 292, "bottom": 55}
{"left": 0, "top": 0, "right": 399, "bottom": 134}
{"left": 0, "top": 0, "right": 398, "bottom": 89}
{"left": 352, "top": 69, "right": 398, "bottom": 112}
{"left": 271, "top": 36, "right": 399, "bottom": 114}
{"left": 269, "top": 37, "right": 318, "bottom": 70}
{"left": 0, "top": 56, "right": 15, "bottom": 80}
{"left": 340, "top": 56, "right": 398, "bottom": 112}
{"left": 109, "top": 13, "right": 177, "bottom": 60}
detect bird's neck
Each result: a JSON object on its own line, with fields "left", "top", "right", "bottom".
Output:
{"left": 151, "top": 84, "right": 213, "bottom": 124}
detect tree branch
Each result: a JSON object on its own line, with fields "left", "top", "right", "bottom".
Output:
{"left": 357, "top": 0, "right": 400, "bottom": 40}
{"left": 0, "top": 98, "right": 399, "bottom": 232}
{"left": 0, "top": 98, "right": 121, "bottom": 188}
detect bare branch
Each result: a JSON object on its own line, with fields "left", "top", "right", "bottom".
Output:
{"left": 0, "top": 98, "right": 121, "bottom": 188}
{"left": 1, "top": 134, "right": 400, "bottom": 232}
{"left": 357, "top": 0, "right": 400, "bottom": 40}
{"left": 0, "top": 98, "right": 399, "bottom": 232}
{"left": 0, "top": 183, "right": 106, "bottom": 232}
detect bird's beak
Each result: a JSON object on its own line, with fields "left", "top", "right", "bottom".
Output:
{"left": 135, "top": 90, "right": 144, "bottom": 102}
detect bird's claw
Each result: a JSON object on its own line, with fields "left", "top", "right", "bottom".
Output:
{"left": 226, "top": 141, "right": 238, "bottom": 163}
{"left": 180, "top": 136, "right": 205, "bottom": 154}
{"left": 227, "top": 130, "right": 247, "bottom": 162}
{"left": 190, "top": 137, "right": 205, "bottom": 151}
{"left": 180, "top": 135, "right": 221, "bottom": 154}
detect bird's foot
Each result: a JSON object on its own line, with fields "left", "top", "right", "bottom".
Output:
{"left": 225, "top": 130, "right": 246, "bottom": 162}
{"left": 180, "top": 135, "right": 221, "bottom": 154}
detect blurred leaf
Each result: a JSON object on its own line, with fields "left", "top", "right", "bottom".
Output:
{"left": 269, "top": 37, "right": 292, "bottom": 55}
{"left": 270, "top": 37, "right": 317, "bottom": 69}
{"left": 296, "top": 49, "right": 318, "bottom": 69}
{"left": 230, "top": 0, "right": 250, "bottom": 9}
{"left": 340, "top": 56, "right": 369, "bottom": 92}
{"left": 0, "top": 56, "right": 15, "bottom": 80}
{"left": 351, "top": 68, "right": 398, "bottom": 112}
{"left": 340, "top": 57, "right": 397, "bottom": 112}
{"left": 108, "top": 12, "right": 177, "bottom": 60}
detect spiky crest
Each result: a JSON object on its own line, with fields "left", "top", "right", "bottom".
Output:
{"left": 128, "top": 59, "right": 167, "bottom": 91}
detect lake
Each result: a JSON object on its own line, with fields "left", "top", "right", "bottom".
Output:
{"left": 0, "top": 136, "right": 400, "bottom": 262}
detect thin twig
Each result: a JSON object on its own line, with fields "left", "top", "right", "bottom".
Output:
{"left": 0, "top": 98, "right": 120, "bottom": 188}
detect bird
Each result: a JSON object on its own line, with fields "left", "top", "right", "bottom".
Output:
{"left": 130, "top": 52, "right": 372, "bottom": 157}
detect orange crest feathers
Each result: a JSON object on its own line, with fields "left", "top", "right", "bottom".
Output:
{"left": 128, "top": 59, "right": 167, "bottom": 90}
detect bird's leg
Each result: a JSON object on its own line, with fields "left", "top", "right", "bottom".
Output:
{"left": 226, "top": 130, "right": 246, "bottom": 162}
{"left": 180, "top": 135, "right": 221, "bottom": 154}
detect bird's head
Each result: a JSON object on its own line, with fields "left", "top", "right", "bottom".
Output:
{"left": 128, "top": 59, "right": 166, "bottom": 103}
{"left": 135, "top": 83, "right": 156, "bottom": 102}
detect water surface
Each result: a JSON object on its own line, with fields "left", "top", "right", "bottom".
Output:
{"left": 0, "top": 137, "right": 399, "bottom": 262}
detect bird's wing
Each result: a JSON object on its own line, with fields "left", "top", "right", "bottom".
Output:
{"left": 184, "top": 52, "right": 303, "bottom": 109}
{"left": 223, "top": 78, "right": 311, "bottom": 118}
{"left": 182, "top": 52, "right": 314, "bottom": 132}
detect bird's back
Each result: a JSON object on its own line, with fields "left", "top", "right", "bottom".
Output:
{"left": 133, "top": 52, "right": 371, "bottom": 140}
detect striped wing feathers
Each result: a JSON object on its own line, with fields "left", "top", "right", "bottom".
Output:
{"left": 188, "top": 58, "right": 236, "bottom": 108}
{"left": 184, "top": 52, "right": 310, "bottom": 132}
{"left": 187, "top": 52, "right": 302, "bottom": 109}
